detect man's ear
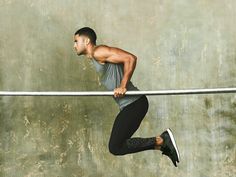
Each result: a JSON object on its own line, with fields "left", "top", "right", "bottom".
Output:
{"left": 85, "top": 37, "right": 90, "bottom": 45}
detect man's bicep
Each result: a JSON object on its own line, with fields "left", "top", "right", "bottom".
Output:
{"left": 105, "top": 47, "right": 135, "bottom": 64}
{"left": 105, "top": 55, "right": 125, "bottom": 64}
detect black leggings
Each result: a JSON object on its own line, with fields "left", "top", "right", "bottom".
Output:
{"left": 108, "top": 95, "right": 156, "bottom": 155}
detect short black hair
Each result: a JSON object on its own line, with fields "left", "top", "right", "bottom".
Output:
{"left": 74, "top": 27, "right": 97, "bottom": 45}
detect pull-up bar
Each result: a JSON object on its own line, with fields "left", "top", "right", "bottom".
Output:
{"left": 0, "top": 88, "right": 235, "bottom": 96}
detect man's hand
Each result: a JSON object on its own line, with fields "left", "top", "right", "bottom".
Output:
{"left": 114, "top": 87, "right": 127, "bottom": 98}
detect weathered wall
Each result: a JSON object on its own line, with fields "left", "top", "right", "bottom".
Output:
{"left": 0, "top": 0, "right": 235, "bottom": 176}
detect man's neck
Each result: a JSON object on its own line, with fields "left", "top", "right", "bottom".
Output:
{"left": 85, "top": 44, "right": 96, "bottom": 59}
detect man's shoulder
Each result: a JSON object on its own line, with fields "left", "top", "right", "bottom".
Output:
{"left": 94, "top": 45, "right": 110, "bottom": 54}
{"left": 93, "top": 45, "right": 111, "bottom": 61}
{"left": 96, "top": 45, "right": 110, "bottom": 50}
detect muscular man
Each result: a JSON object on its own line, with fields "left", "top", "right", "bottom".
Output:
{"left": 73, "top": 27, "right": 180, "bottom": 167}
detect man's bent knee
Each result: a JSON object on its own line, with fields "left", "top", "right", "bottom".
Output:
{"left": 108, "top": 143, "right": 123, "bottom": 156}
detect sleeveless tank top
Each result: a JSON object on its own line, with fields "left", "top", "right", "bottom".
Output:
{"left": 91, "top": 59, "right": 142, "bottom": 110}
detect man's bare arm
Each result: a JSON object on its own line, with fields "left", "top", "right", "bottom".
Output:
{"left": 93, "top": 45, "right": 137, "bottom": 97}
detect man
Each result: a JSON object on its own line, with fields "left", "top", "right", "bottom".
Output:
{"left": 73, "top": 27, "right": 180, "bottom": 167}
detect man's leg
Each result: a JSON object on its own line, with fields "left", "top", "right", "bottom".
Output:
{"left": 108, "top": 95, "right": 180, "bottom": 167}
{"left": 108, "top": 96, "right": 157, "bottom": 155}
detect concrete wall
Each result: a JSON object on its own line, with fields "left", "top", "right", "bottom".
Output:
{"left": 0, "top": 0, "right": 235, "bottom": 176}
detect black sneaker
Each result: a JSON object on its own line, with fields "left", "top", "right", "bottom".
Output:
{"left": 160, "top": 128, "right": 180, "bottom": 167}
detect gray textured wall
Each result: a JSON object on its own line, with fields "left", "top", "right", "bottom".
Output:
{"left": 0, "top": 0, "right": 236, "bottom": 177}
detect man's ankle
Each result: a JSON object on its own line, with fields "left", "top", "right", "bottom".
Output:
{"left": 155, "top": 136, "right": 163, "bottom": 150}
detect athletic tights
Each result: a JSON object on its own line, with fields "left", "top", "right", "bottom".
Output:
{"left": 108, "top": 95, "right": 156, "bottom": 155}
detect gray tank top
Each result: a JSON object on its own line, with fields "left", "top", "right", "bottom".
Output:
{"left": 91, "top": 59, "right": 142, "bottom": 110}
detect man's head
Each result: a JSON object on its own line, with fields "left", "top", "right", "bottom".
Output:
{"left": 74, "top": 27, "right": 97, "bottom": 56}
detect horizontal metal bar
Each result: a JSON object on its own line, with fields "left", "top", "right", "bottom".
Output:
{"left": 0, "top": 88, "right": 235, "bottom": 96}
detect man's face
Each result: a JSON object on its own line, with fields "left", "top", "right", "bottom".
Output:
{"left": 74, "top": 34, "right": 86, "bottom": 56}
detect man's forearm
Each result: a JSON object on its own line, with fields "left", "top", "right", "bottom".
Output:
{"left": 119, "top": 56, "right": 137, "bottom": 88}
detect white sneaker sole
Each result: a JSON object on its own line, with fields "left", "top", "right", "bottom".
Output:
{"left": 167, "top": 128, "right": 180, "bottom": 162}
